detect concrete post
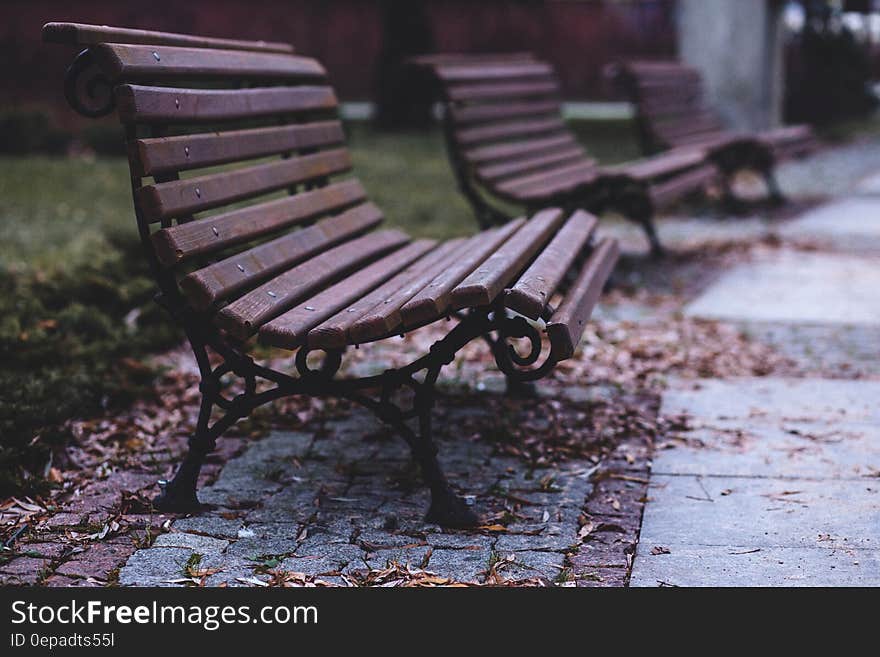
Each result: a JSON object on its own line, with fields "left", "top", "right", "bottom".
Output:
{"left": 677, "top": 0, "right": 785, "bottom": 130}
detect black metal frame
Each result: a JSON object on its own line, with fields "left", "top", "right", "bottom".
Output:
{"left": 62, "top": 48, "right": 565, "bottom": 528}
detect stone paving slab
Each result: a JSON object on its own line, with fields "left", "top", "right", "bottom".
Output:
{"left": 777, "top": 138, "right": 880, "bottom": 199}
{"left": 596, "top": 214, "right": 774, "bottom": 256}
{"left": 637, "top": 474, "right": 880, "bottom": 550}
{"left": 684, "top": 250, "right": 880, "bottom": 325}
{"left": 654, "top": 378, "right": 880, "bottom": 482}
{"left": 661, "top": 378, "right": 880, "bottom": 424}
{"left": 739, "top": 322, "right": 880, "bottom": 377}
{"left": 631, "top": 378, "right": 880, "bottom": 587}
{"left": 631, "top": 544, "right": 880, "bottom": 587}
{"left": 659, "top": 423, "right": 880, "bottom": 480}
{"left": 777, "top": 197, "right": 880, "bottom": 252}
{"left": 854, "top": 170, "right": 880, "bottom": 195}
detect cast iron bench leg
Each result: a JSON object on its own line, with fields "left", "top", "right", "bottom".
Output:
{"left": 763, "top": 166, "right": 786, "bottom": 205}
{"left": 416, "top": 409, "right": 479, "bottom": 528}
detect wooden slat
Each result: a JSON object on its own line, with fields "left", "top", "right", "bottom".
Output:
{"left": 758, "top": 125, "right": 814, "bottom": 147}
{"left": 466, "top": 133, "right": 577, "bottom": 165}
{"left": 640, "top": 95, "right": 704, "bottom": 118}
{"left": 648, "top": 163, "right": 717, "bottom": 209}
{"left": 605, "top": 149, "right": 706, "bottom": 182}
{"left": 496, "top": 160, "right": 598, "bottom": 201}
{"left": 504, "top": 211, "right": 598, "bottom": 320}
{"left": 450, "top": 208, "right": 565, "bottom": 309}
{"left": 477, "top": 146, "right": 588, "bottom": 182}
{"left": 306, "top": 240, "right": 461, "bottom": 349}
{"left": 622, "top": 61, "right": 700, "bottom": 78}
{"left": 216, "top": 229, "right": 409, "bottom": 339}
{"left": 262, "top": 240, "right": 439, "bottom": 350}
{"left": 656, "top": 116, "right": 726, "bottom": 144}
{"left": 456, "top": 117, "right": 566, "bottom": 147}
{"left": 151, "top": 179, "right": 366, "bottom": 266}
{"left": 92, "top": 43, "right": 325, "bottom": 81}
{"left": 447, "top": 80, "right": 560, "bottom": 102}
{"left": 116, "top": 84, "right": 337, "bottom": 124}
{"left": 546, "top": 238, "right": 619, "bottom": 360}
{"left": 436, "top": 61, "right": 554, "bottom": 83}
{"left": 413, "top": 52, "right": 536, "bottom": 67}
{"left": 133, "top": 120, "right": 344, "bottom": 176}
{"left": 667, "top": 131, "right": 740, "bottom": 151}
{"left": 399, "top": 219, "right": 525, "bottom": 328}
{"left": 135, "top": 148, "right": 351, "bottom": 222}
{"left": 770, "top": 134, "right": 818, "bottom": 161}
{"left": 340, "top": 239, "right": 468, "bottom": 346}
{"left": 42, "top": 22, "right": 294, "bottom": 53}
{"left": 181, "top": 203, "right": 383, "bottom": 310}
{"left": 450, "top": 99, "right": 560, "bottom": 125}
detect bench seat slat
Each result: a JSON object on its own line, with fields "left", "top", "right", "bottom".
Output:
{"left": 93, "top": 43, "right": 325, "bottom": 81}
{"left": 648, "top": 163, "right": 718, "bottom": 209}
{"left": 450, "top": 100, "right": 561, "bottom": 125}
{"left": 306, "top": 239, "right": 464, "bottom": 349}
{"left": 262, "top": 240, "right": 437, "bottom": 350}
{"left": 496, "top": 160, "right": 599, "bottom": 201}
{"left": 757, "top": 125, "right": 815, "bottom": 149}
{"left": 466, "top": 134, "right": 577, "bottom": 165}
{"left": 446, "top": 80, "right": 560, "bottom": 102}
{"left": 477, "top": 147, "right": 589, "bottom": 182}
{"left": 400, "top": 219, "right": 525, "bottom": 328}
{"left": 605, "top": 148, "right": 706, "bottom": 182}
{"left": 151, "top": 179, "right": 366, "bottom": 266}
{"left": 450, "top": 208, "right": 565, "bottom": 309}
{"left": 546, "top": 238, "right": 619, "bottom": 360}
{"left": 504, "top": 211, "right": 598, "bottom": 320}
{"left": 116, "top": 84, "right": 338, "bottom": 124}
{"left": 216, "top": 229, "right": 409, "bottom": 339}
{"left": 135, "top": 147, "right": 351, "bottom": 222}
{"left": 456, "top": 117, "right": 566, "bottom": 147}
{"left": 345, "top": 239, "right": 469, "bottom": 345}
{"left": 180, "top": 202, "right": 383, "bottom": 309}
{"left": 133, "top": 120, "right": 345, "bottom": 176}
{"left": 436, "top": 61, "right": 554, "bottom": 83}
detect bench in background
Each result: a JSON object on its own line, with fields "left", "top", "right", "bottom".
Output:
{"left": 416, "top": 53, "right": 722, "bottom": 255}
{"left": 608, "top": 59, "right": 819, "bottom": 206}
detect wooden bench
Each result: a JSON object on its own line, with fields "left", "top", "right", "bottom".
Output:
{"left": 608, "top": 59, "right": 819, "bottom": 204}
{"left": 44, "top": 22, "right": 619, "bottom": 528}
{"left": 415, "top": 53, "right": 721, "bottom": 255}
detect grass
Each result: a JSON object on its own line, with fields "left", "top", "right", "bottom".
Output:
{"left": 0, "top": 119, "right": 638, "bottom": 495}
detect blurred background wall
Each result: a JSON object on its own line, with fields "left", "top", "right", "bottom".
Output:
{"left": 1, "top": 0, "right": 878, "bottom": 138}
{"left": 1, "top": 0, "right": 675, "bottom": 114}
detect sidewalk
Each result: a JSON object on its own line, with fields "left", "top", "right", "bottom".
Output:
{"left": 630, "top": 164, "right": 880, "bottom": 586}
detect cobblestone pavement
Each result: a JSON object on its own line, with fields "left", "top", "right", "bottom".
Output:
{"left": 117, "top": 384, "right": 651, "bottom": 587}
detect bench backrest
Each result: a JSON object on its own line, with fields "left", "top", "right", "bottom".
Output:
{"left": 45, "top": 23, "right": 389, "bottom": 319}
{"left": 420, "top": 53, "right": 592, "bottom": 220}
{"left": 608, "top": 60, "right": 726, "bottom": 153}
